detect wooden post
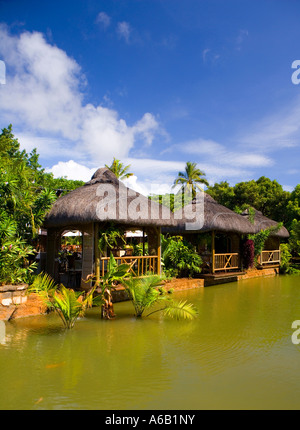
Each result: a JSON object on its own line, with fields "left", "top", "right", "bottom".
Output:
{"left": 45, "top": 227, "right": 57, "bottom": 279}
{"left": 81, "top": 223, "right": 94, "bottom": 290}
{"left": 142, "top": 228, "right": 145, "bottom": 256}
{"left": 157, "top": 227, "right": 161, "bottom": 275}
{"left": 94, "top": 222, "right": 100, "bottom": 286}
{"left": 212, "top": 230, "right": 215, "bottom": 274}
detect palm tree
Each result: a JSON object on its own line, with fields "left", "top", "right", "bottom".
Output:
{"left": 173, "top": 161, "right": 209, "bottom": 199}
{"left": 122, "top": 275, "right": 198, "bottom": 319}
{"left": 105, "top": 158, "right": 133, "bottom": 180}
{"left": 28, "top": 273, "right": 97, "bottom": 328}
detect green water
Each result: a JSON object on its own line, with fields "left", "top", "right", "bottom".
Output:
{"left": 1, "top": 275, "right": 300, "bottom": 410}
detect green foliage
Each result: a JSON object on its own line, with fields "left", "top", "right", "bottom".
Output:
{"left": 289, "top": 219, "right": 300, "bottom": 256}
{"left": 27, "top": 272, "right": 58, "bottom": 309}
{"left": 0, "top": 236, "right": 37, "bottom": 285}
{"left": 173, "top": 162, "right": 209, "bottom": 199}
{"left": 0, "top": 125, "right": 56, "bottom": 239}
{"left": 123, "top": 275, "right": 164, "bottom": 317}
{"left": 280, "top": 243, "right": 293, "bottom": 274}
{"left": 101, "top": 252, "right": 131, "bottom": 290}
{"left": 98, "top": 223, "right": 126, "bottom": 255}
{"left": 207, "top": 176, "right": 292, "bottom": 227}
{"left": 91, "top": 253, "right": 132, "bottom": 319}
{"left": 123, "top": 275, "right": 198, "bottom": 319}
{"left": 248, "top": 223, "right": 283, "bottom": 257}
{"left": 105, "top": 157, "right": 133, "bottom": 180}
{"left": 29, "top": 272, "right": 97, "bottom": 328}
{"left": 206, "top": 181, "right": 235, "bottom": 209}
{"left": 161, "top": 235, "right": 202, "bottom": 278}
{"left": 162, "top": 300, "right": 199, "bottom": 320}
{"left": 0, "top": 210, "right": 37, "bottom": 285}
{"left": 0, "top": 124, "right": 87, "bottom": 285}
{"left": 49, "top": 285, "right": 96, "bottom": 329}
{"left": 149, "top": 191, "right": 193, "bottom": 212}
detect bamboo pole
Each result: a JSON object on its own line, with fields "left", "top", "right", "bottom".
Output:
{"left": 212, "top": 230, "right": 215, "bottom": 274}
{"left": 94, "top": 222, "right": 100, "bottom": 286}
{"left": 157, "top": 227, "right": 161, "bottom": 275}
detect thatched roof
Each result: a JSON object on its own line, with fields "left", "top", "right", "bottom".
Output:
{"left": 163, "top": 193, "right": 256, "bottom": 235}
{"left": 241, "top": 208, "right": 289, "bottom": 238}
{"left": 44, "top": 167, "right": 175, "bottom": 229}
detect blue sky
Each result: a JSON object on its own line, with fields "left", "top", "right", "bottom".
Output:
{"left": 0, "top": 0, "right": 299, "bottom": 194}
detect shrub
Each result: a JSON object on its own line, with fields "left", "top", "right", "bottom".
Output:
{"left": 161, "top": 235, "right": 202, "bottom": 278}
{"left": 0, "top": 237, "right": 37, "bottom": 285}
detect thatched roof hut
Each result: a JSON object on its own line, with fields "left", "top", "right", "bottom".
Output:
{"left": 44, "top": 167, "right": 175, "bottom": 229}
{"left": 163, "top": 193, "right": 256, "bottom": 235}
{"left": 44, "top": 168, "right": 175, "bottom": 286}
{"left": 241, "top": 208, "right": 289, "bottom": 238}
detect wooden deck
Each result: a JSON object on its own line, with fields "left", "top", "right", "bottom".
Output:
{"left": 200, "top": 271, "right": 244, "bottom": 286}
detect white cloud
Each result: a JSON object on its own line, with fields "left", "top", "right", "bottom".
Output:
{"left": 174, "top": 138, "right": 273, "bottom": 168}
{"left": 116, "top": 21, "right": 131, "bottom": 43}
{"left": 48, "top": 160, "right": 96, "bottom": 182}
{"left": 16, "top": 133, "right": 82, "bottom": 160}
{"left": 202, "top": 49, "right": 210, "bottom": 62}
{"left": 48, "top": 158, "right": 180, "bottom": 195}
{"left": 96, "top": 12, "right": 111, "bottom": 30}
{"left": 236, "top": 29, "right": 248, "bottom": 50}
{"left": 238, "top": 98, "right": 300, "bottom": 151}
{"left": 0, "top": 25, "right": 163, "bottom": 165}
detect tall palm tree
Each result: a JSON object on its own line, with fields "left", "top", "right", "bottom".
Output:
{"left": 105, "top": 158, "right": 133, "bottom": 180}
{"left": 173, "top": 161, "right": 209, "bottom": 198}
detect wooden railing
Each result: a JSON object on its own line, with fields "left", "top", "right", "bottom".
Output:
{"left": 258, "top": 250, "right": 280, "bottom": 265}
{"left": 213, "top": 253, "right": 239, "bottom": 272}
{"left": 100, "top": 255, "right": 159, "bottom": 277}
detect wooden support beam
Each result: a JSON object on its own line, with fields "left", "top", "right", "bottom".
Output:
{"left": 212, "top": 230, "right": 215, "bottom": 274}
{"left": 94, "top": 222, "right": 100, "bottom": 286}
{"left": 157, "top": 226, "right": 161, "bottom": 275}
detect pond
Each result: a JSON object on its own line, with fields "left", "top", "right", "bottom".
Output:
{"left": 1, "top": 274, "right": 300, "bottom": 410}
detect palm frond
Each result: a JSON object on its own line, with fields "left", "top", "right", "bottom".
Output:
{"left": 163, "top": 300, "right": 198, "bottom": 320}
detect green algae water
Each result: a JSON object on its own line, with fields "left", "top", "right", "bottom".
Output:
{"left": 1, "top": 274, "right": 300, "bottom": 410}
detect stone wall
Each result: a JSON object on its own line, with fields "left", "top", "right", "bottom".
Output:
{"left": 0, "top": 284, "right": 28, "bottom": 307}
{"left": 237, "top": 267, "right": 278, "bottom": 280}
{"left": 164, "top": 277, "right": 205, "bottom": 291}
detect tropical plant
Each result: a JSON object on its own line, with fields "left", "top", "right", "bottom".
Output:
{"left": 248, "top": 223, "right": 283, "bottom": 258}
{"left": 105, "top": 157, "right": 133, "bottom": 180}
{"left": 161, "top": 235, "right": 202, "bottom": 278}
{"left": 29, "top": 272, "right": 98, "bottom": 328}
{"left": 49, "top": 285, "right": 96, "bottom": 329}
{"left": 173, "top": 162, "right": 209, "bottom": 199}
{"left": 97, "top": 253, "right": 132, "bottom": 319}
{"left": 27, "top": 272, "right": 58, "bottom": 309}
{"left": 148, "top": 192, "right": 193, "bottom": 212}
{"left": 279, "top": 243, "right": 293, "bottom": 274}
{"left": 0, "top": 237, "right": 37, "bottom": 285}
{"left": 98, "top": 223, "right": 126, "bottom": 255}
{"left": 123, "top": 275, "right": 198, "bottom": 319}
{"left": 289, "top": 219, "right": 300, "bottom": 256}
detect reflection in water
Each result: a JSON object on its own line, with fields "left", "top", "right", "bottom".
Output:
{"left": 0, "top": 275, "right": 300, "bottom": 409}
